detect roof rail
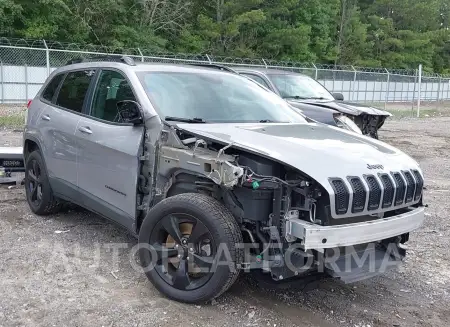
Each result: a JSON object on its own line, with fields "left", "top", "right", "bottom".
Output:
{"left": 65, "top": 55, "right": 136, "bottom": 66}
{"left": 65, "top": 58, "right": 84, "bottom": 65}
{"left": 187, "top": 63, "right": 237, "bottom": 74}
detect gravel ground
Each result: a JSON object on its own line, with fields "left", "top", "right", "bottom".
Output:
{"left": 1, "top": 117, "right": 449, "bottom": 327}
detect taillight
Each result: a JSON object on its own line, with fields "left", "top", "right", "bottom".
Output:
{"left": 27, "top": 100, "right": 32, "bottom": 108}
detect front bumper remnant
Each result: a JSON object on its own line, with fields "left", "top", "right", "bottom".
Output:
{"left": 285, "top": 207, "right": 425, "bottom": 250}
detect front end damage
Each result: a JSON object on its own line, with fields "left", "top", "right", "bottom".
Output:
{"left": 138, "top": 120, "right": 426, "bottom": 287}
{"left": 352, "top": 113, "right": 388, "bottom": 139}
{"left": 301, "top": 99, "right": 392, "bottom": 139}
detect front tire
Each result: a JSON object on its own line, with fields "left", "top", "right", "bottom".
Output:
{"left": 138, "top": 193, "right": 243, "bottom": 303}
{"left": 24, "top": 150, "right": 61, "bottom": 215}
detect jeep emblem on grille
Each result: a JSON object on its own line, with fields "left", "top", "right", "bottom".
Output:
{"left": 367, "top": 164, "right": 384, "bottom": 170}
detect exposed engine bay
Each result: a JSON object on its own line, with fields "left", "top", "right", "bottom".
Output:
{"left": 136, "top": 122, "right": 423, "bottom": 286}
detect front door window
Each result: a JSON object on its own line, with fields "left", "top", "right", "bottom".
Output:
{"left": 91, "top": 70, "right": 137, "bottom": 123}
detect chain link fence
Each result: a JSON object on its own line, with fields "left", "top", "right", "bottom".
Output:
{"left": 1, "top": 37, "right": 449, "bottom": 122}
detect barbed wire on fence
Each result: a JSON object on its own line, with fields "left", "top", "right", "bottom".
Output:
{"left": 0, "top": 37, "right": 450, "bottom": 108}
{"left": 1, "top": 37, "right": 448, "bottom": 78}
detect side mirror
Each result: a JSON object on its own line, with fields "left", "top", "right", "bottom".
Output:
{"left": 117, "top": 100, "right": 143, "bottom": 124}
{"left": 332, "top": 93, "right": 344, "bottom": 101}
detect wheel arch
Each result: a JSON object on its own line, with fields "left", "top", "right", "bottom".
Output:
{"left": 23, "top": 136, "right": 51, "bottom": 178}
{"left": 162, "top": 170, "right": 244, "bottom": 228}
{"left": 23, "top": 136, "right": 41, "bottom": 160}
{"left": 136, "top": 169, "right": 217, "bottom": 233}
{"left": 166, "top": 170, "right": 215, "bottom": 198}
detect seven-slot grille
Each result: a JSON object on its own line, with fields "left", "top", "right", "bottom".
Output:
{"left": 412, "top": 170, "right": 424, "bottom": 201}
{"left": 403, "top": 171, "right": 416, "bottom": 202}
{"left": 364, "top": 175, "right": 381, "bottom": 210}
{"left": 330, "top": 179, "right": 350, "bottom": 215}
{"left": 329, "top": 169, "right": 423, "bottom": 216}
{"left": 379, "top": 174, "right": 394, "bottom": 208}
{"left": 348, "top": 177, "right": 367, "bottom": 213}
{"left": 392, "top": 172, "right": 406, "bottom": 206}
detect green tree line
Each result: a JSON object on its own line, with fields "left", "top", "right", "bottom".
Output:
{"left": 1, "top": 0, "right": 449, "bottom": 73}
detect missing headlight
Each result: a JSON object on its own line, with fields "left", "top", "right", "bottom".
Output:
{"left": 333, "top": 113, "right": 362, "bottom": 134}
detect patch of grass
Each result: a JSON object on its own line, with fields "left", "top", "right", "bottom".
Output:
{"left": 386, "top": 109, "right": 446, "bottom": 119}
{"left": 0, "top": 114, "right": 25, "bottom": 127}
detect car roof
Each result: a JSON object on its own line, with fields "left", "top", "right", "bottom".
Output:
{"left": 234, "top": 67, "right": 308, "bottom": 77}
{"left": 52, "top": 60, "right": 239, "bottom": 75}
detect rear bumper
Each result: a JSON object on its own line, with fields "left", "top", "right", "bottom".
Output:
{"left": 285, "top": 207, "right": 425, "bottom": 250}
{"left": 0, "top": 146, "right": 23, "bottom": 159}
{"left": 0, "top": 147, "right": 25, "bottom": 173}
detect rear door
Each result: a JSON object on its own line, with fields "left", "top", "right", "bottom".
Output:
{"left": 75, "top": 69, "right": 144, "bottom": 229}
{"left": 37, "top": 70, "right": 95, "bottom": 196}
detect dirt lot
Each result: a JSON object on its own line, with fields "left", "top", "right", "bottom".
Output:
{"left": 1, "top": 117, "right": 449, "bottom": 327}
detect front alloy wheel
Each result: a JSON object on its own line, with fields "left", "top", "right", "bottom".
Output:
{"left": 150, "top": 213, "right": 216, "bottom": 291}
{"left": 138, "top": 193, "right": 243, "bottom": 303}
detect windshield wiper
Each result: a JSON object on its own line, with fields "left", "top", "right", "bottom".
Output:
{"left": 306, "top": 97, "right": 328, "bottom": 100}
{"left": 283, "top": 95, "right": 309, "bottom": 100}
{"left": 284, "top": 95, "right": 328, "bottom": 100}
{"left": 164, "top": 116, "right": 207, "bottom": 123}
{"left": 258, "top": 119, "right": 291, "bottom": 123}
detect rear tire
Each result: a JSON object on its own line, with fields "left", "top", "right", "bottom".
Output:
{"left": 24, "top": 150, "right": 61, "bottom": 215}
{"left": 138, "top": 193, "right": 243, "bottom": 303}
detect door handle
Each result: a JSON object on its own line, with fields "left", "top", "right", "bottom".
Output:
{"left": 41, "top": 114, "right": 51, "bottom": 121}
{"left": 78, "top": 126, "right": 92, "bottom": 135}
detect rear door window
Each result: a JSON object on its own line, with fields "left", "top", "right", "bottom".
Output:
{"left": 42, "top": 74, "right": 64, "bottom": 102}
{"left": 56, "top": 70, "right": 95, "bottom": 113}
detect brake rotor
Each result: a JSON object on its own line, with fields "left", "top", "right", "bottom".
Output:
{"left": 165, "top": 222, "right": 193, "bottom": 247}
{"left": 165, "top": 222, "right": 203, "bottom": 274}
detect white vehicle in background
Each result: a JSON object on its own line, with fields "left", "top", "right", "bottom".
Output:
{"left": 236, "top": 67, "right": 392, "bottom": 139}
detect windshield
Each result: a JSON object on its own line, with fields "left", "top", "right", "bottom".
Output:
{"left": 268, "top": 74, "right": 335, "bottom": 101}
{"left": 136, "top": 70, "right": 307, "bottom": 123}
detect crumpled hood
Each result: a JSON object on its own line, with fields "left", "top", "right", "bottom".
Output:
{"left": 292, "top": 99, "right": 392, "bottom": 117}
{"left": 175, "top": 122, "right": 420, "bottom": 198}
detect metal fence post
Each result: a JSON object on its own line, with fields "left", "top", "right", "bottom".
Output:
{"left": 138, "top": 48, "right": 144, "bottom": 62}
{"left": 417, "top": 64, "right": 422, "bottom": 118}
{"left": 25, "top": 63, "right": 28, "bottom": 102}
{"left": 351, "top": 66, "right": 357, "bottom": 101}
{"left": 205, "top": 54, "right": 212, "bottom": 64}
{"left": 384, "top": 68, "right": 390, "bottom": 110}
{"left": 312, "top": 63, "right": 318, "bottom": 80}
{"left": 332, "top": 68, "right": 336, "bottom": 93}
{"left": 0, "top": 61, "right": 3, "bottom": 103}
{"left": 262, "top": 59, "right": 268, "bottom": 69}
{"left": 437, "top": 76, "right": 442, "bottom": 102}
{"left": 447, "top": 78, "right": 450, "bottom": 100}
{"left": 411, "top": 69, "right": 417, "bottom": 113}
{"left": 43, "top": 39, "right": 50, "bottom": 76}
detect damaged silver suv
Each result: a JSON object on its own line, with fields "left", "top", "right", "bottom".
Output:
{"left": 23, "top": 57, "right": 426, "bottom": 303}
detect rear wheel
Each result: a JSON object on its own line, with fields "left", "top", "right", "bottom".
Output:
{"left": 138, "top": 193, "right": 243, "bottom": 303}
{"left": 24, "top": 150, "right": 61, "bottom": 215}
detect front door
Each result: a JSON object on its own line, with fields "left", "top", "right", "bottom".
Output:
{"left": 75, "top": 69, "right": 144, "bottom": 230}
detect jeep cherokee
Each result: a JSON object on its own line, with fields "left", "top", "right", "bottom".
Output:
{"left": 23, "top": 57, "right": 426, "bottom": 304}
